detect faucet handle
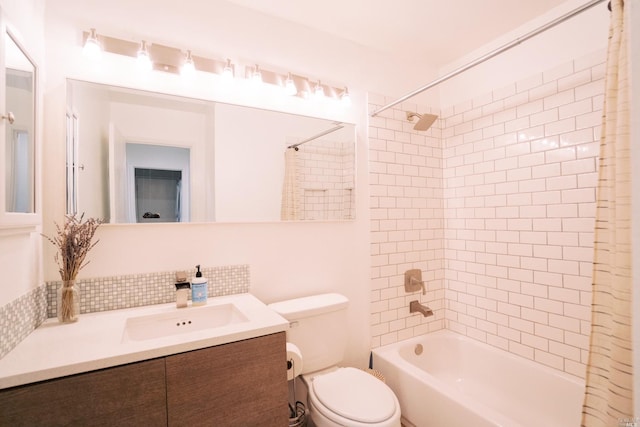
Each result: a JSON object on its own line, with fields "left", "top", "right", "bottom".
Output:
{"left": 411, "top": 277, "right": 426, "bottom": 295}
{"left": 404, "top": 269, "right": 426, "bottom": 294}
{"left": 175, "top": 270, "right": 188, "bottom": 282}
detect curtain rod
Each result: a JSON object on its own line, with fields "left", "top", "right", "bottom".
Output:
{"left": 288, "top": 124, "right": 345, "bottom": 150}
{"left": 370, "top": 0, "right": 606, "bottom": 117}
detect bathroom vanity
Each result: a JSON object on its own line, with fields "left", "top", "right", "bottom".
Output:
{"left": 0, "top": 294, "right": 289, "bottom": 426}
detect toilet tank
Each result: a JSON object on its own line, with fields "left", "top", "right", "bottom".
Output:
{"left": 268, "top": 293, "right": 349, "bottom": 374}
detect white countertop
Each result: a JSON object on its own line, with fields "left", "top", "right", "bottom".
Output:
{"left": 0, "top": 293, "right": 289, "bottom": 390}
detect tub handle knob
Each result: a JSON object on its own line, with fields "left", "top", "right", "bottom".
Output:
{"left": 410, "top": 277, "right": 426, "bottom": 295}
{"left": 404, "top": 269, "right": 426, "bottom": 295}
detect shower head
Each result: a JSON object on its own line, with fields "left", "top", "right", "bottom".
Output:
{"left": 406, "top": 111, "right": 438, "bottom": 131}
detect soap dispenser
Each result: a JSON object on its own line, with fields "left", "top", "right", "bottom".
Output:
{"left": 191, "top": 265, "right": 208, "bottom": 306}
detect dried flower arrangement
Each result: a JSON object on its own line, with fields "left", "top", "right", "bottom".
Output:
{"left": 43, "top": 214, "right": 103, "bottom": 322}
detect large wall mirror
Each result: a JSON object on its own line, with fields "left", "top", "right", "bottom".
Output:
{"left": 66, "top": 79, "right": 356, "bottom": 223}
{"left": 5, "top": 32, "right": 36, "bottom": 215}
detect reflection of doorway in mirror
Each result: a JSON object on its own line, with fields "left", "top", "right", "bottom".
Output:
{"left": 125, "top": 143, "right": 191, "bottom": 223}
{"left": 134, "top": 168, "right": 182, "bottom": 223}
{"left": 6, "top": 130, "right": 32, "bottom": 213}
{"left": 6, "top": 65, "right": 35, "bottom": 214}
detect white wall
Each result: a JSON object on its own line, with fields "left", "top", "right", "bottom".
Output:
{"left": 42, "top": 3, "right": 371, "bottom": 367}
{"left": 436, "top": 0, "right": 609, "bottom": 109}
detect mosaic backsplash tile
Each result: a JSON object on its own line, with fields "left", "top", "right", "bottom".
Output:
{"left": 0, "top": 265, "right": 249, "bottom": 359}
{"left": 0, "top": 285, "right": 47, "bottom": 359}
{"left": 46, "top": 265, "right": 250, "bottom": 318}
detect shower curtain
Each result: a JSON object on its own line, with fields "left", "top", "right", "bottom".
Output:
{"left": 281, "top": 148, "right": 301, "bottom": 220}
{"left": 581, "top": 0, "right": 633, "bottom": 425}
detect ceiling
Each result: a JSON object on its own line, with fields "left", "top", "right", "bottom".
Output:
{"left": 222, "top": 0, "right": 570, "bottom": 68}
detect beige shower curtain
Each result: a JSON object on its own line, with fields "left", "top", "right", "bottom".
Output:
{"left": 581, "top": 0, "right": 633, "bottom": 425}
{"left": 281, "top": 148, "right": 301, "bottom": 220}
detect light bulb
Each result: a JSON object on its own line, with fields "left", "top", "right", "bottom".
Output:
{"left": 136, "top": 41, "right": 152, "bottom": 72}
{"left": 251, "top": 64, "right": 262, "bottom": 86}
{"left": 313, "top": 81, "right": 324, "bottom": 100}
{"left": 222, "top": 58, "right": 234, "bottom": 81}
{"left": 181, "top": 50, "right": 196, "bottom": 78}
{"left": 341, "top": 87, "right": 351, "bottom": 106}
{"left": 83, "top": 28, "right": 101, "bottom": 61}
{"left": 284, "top": 72, "right": 297, "bottom": 96}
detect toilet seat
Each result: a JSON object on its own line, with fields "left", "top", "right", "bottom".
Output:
{"left": 307, "top": 367, "right": 400, "bottom": 426}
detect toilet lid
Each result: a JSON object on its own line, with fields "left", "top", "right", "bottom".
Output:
{"left": 311, "top": 367, "right": 396, "bottom": 423}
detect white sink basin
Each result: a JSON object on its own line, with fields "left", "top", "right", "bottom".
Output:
{"left": 123, "top": 303, "right": 249, "bottom": 342}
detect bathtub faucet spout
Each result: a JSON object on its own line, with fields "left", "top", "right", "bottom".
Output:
{"left": 409, "top": 300, "right": 433, "bottom": 317}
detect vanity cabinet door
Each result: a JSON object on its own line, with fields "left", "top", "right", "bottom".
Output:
{"left": 166, "top": 332, "right": 288, "bottom": 427}
{"left": 0, "top": 358, "right": 167, "bottom": 426}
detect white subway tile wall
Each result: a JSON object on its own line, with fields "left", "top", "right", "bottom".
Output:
{"left": 369, "top": 97, "right": 446, "bottom": 348}
{"left": 369, "top": 48, "right": 605, "bottom": 379}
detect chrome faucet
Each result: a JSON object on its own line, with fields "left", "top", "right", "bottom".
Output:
{"left": 410, "top": 300, "right": 433, "bottom": 317}
{"left": 175, "top": 271, "right": 191, "bottom": 308}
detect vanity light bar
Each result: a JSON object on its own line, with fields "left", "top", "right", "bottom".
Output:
{"left": 81, "top": 30, "right": 348, "bottom": 102}
{"left": 82, "top": 31, "right": 219, "bottom": 74}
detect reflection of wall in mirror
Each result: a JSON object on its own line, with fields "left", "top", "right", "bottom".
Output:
{"left": 70, "top": 82, "right": 109, "bottom": 220}
{"left": 6, "top": 69, "right": 34, "bottom": 213}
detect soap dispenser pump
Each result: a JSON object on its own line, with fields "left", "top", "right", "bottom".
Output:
{"left": 191, "top": 265, "right": 208, "bottom": 306}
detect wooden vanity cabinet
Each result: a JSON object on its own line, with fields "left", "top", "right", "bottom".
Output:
{"left": 0, "top": 332, "right": 288, "bottom": 427}
{"left": 166, "top": 331, "right": 288, "bottom": 426}
{"left": 0, "top": 358, "right": 167, "bottom": 426}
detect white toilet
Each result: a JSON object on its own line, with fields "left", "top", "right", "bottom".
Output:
{"left": 269, "top": 293, "right": 401, "bottom": 427}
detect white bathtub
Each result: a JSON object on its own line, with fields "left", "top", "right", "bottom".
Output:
{"left": 372, "top": 330, "right": 584, "bottom": 427}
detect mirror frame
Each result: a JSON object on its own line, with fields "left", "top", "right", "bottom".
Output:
{"left": 0, "top": 16, "right": 40, "bottom": 232}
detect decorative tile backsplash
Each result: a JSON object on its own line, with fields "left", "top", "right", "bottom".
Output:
{"left": 0, "top": 265, "right": 249, "bottom": 359}
{"left": 46, "top": 265, "right": 250, "bottom": 318}
{"left": 0, "top": 286, "right": 47, "bottom": 359}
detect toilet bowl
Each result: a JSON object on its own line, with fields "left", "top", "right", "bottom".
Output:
{"left": 302, "top": 367, "right": 401, "bottom": 427}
